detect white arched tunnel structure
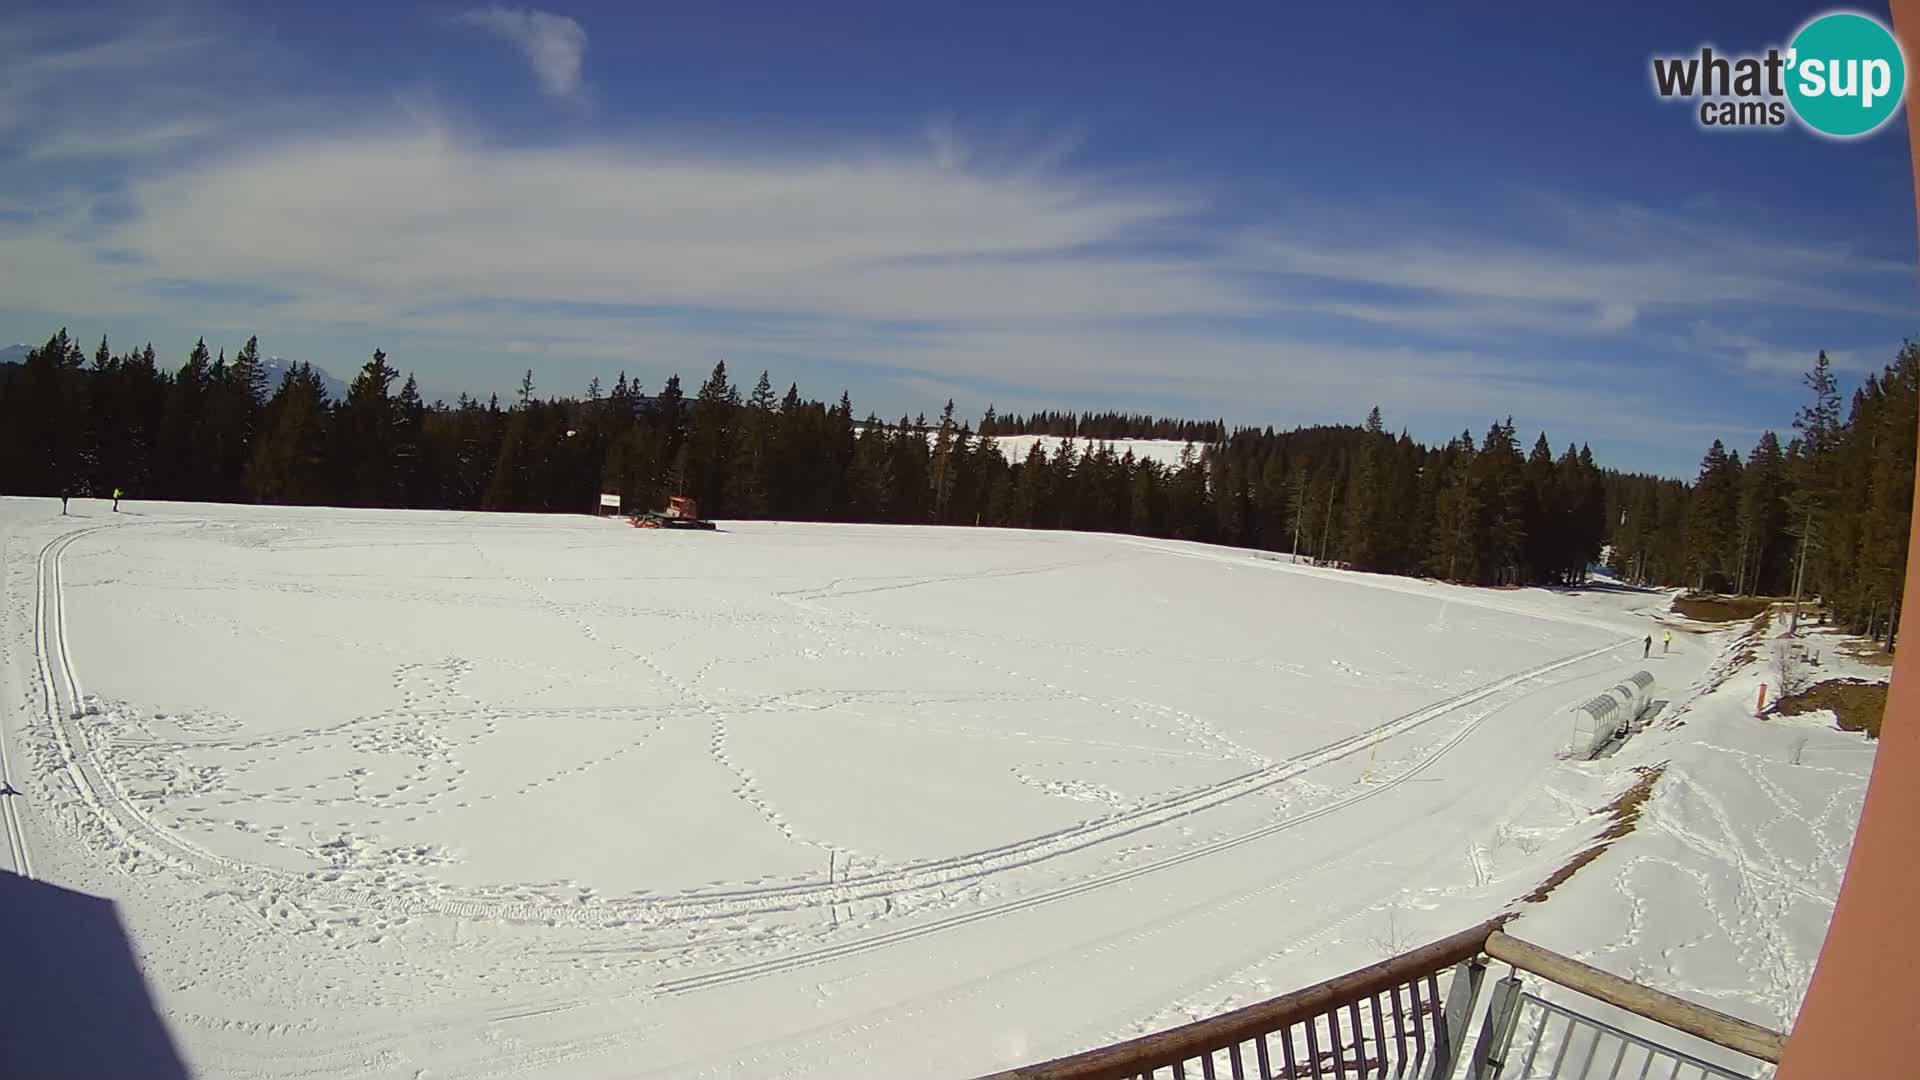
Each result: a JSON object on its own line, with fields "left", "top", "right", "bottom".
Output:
{"left": 1566, "top": 669, "right": 1656, "bottom": 759}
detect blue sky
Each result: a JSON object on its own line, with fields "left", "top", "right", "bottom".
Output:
{"left": 1, "top": 1, "right": 1914, "bottom": 475}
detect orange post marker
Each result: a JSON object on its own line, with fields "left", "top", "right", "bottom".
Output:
{"left": 1756, "top": 683, "right": 1767, "bottom": 716}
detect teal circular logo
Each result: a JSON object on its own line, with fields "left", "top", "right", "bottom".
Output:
{"left": 1786, "top": 12, "right": 1906, "bottom": 138}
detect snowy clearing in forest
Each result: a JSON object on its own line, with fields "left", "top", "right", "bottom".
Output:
{"left": 915, "top": 431, "right": 1197, "bottom": 468}
{"left": 0, "top": 498, "right": 1874, "bottom": 1078}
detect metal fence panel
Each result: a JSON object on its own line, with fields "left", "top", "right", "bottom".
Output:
{"left": 1478, "top": 993, "right": 1760, "bottom": 1080}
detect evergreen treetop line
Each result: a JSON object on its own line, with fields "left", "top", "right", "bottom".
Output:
{"left": 1, "top": 329, "right": 1911, "bottom": 647}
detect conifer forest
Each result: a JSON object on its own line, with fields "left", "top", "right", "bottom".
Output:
{"left": 2, "top": 330, "right": 1912, "bottom": 647}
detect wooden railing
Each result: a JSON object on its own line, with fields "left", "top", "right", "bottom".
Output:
{"left": 976, "top": 920, "right": 1502, "bottom": 1080}
{"left": 975, "top": 923, "right": 1790, "bottom": 1080}
{"left": 1483, "top": 931, "right": 1785, "bottom": 1065}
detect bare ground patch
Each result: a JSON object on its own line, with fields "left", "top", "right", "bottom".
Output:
{"left": 1672, "top": 595, "right": 1776, "bottom": 623}
{"left": 1775, "top": 679, "right": 1890, "bottom": 739}
{"left": 1832, "top": 639, "right": 1895, "bottom": 669}
{"left": 1520, "top": 765, "right": 1667, "bottom": 904}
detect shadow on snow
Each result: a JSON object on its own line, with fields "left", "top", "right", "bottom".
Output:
{"left": 0, "top": 870, "right": 192, "bottom": 1079}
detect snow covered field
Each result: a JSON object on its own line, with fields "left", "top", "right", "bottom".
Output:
{"left": 0, "top": 498, "right": 1878, "bottom": 1078}
{"left": 978, "top": 434, "right": 1195, "bottom": 468}
{"left": 918, "top": 432, "right": 1196, "bottom": 469}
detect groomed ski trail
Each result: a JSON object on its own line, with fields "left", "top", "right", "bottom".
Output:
{"left": 33, "top": 520, "right": 1629, "bottom": 928}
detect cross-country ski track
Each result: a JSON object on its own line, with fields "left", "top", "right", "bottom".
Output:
{"left": 25, "top": 516, "right": 1627, "bottom": 921}
{"left": 2, "top": 502, "right": 1728, "bottom": 1079}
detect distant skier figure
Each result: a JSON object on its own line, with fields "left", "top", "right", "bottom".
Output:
{"left": 111, "top": 487, "right": 122, "bottom": 512}
{"left": 60, "top": 491, "right": 69, "bottom": 515}
{"left": 1663, "top": 630, "right": 1672, "bottom": 655}
{"left": 1643, "top": 634, "right": 1652, "bottom": 659}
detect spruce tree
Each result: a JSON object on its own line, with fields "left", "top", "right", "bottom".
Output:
{"left": 656, "top": 375, "right": 689, "bottom": 472}
{"left": 70, "top": 335, "right": 116, "bottom": 495}
{"left": 1010, "top": 439, "right": 1049, "bottom": 527}
{"left": 1684, "top": 440, "right": 1741, "bottom": 591}
{"left": 340, "top": 348, "right": 400, "bottom": 506}
{"left": 686, "top": 361, "right": 738, "bottom": 513}
{"left": 1127, "top": 457, "right": 1158, "bottom": 535}
{"left": 729, "top": 370, "right": 776, "bottom": 518}
{"left": 1430, "top": 434, "right": 1481, "bottom": 581}
{"left": 1787, "top": 351, "right": 1843, "bottom": 629}
{"left": 1473, "top": 419, "right": 1526, "bottom": 584}
{"left": 485, "top": 406, "right": 534, "bottom": 510}
{"left": 1247, "top": 452, "right": 1284, "bottom": 554}
{"left": 1735, "top": 432, "right": 1789, "bottom": 595}
{"left": 847, "top": 417, "right": 893, "bottom": 521}
{"left": 395, "top": 373, "right": 427, "bottom": 506}
{"left": 17, "top": 330, "right": 88, "bottom": 494}
{"left": 929, "top": 399, "right": 959, "bottom": 522}
{"left": 1169, "top": 442, "right": 1212, "bottom": 542}
{"left": 1521, "top": 432, "right": 1556, "bottom": 582}
{"left": 245, "top": 363, "right": 331, "bottom": 503}
{"left": 158, "top": 339, "right": 213, "bottom": 498}
{"left": 1846, "top": 343, "right": 1916, "bottom": 644}
{"left": 1287, "top": 464, "right": 1312, "bottom": 562}
{"left": 231, "top": 336, "right": 267, "bottom": 412}
{"left": 1341, "top": 407, "right": 1386, "bottom": 570}
{"left": 1571, "top": 445, "right": 1608, "bottom": 583}
{"left": 1050, "top": 434, "right": 1080, "bottom": 531}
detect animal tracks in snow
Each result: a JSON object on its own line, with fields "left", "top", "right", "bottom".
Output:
{"left": 26, "top": 517, "right": 1629, "bottom": 936}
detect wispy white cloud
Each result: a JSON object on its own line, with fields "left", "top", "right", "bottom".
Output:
{"left": 455, "top": 7, "right": 588, "bottom": 100}
{"left": 1232, "top": 223, "right": 1910, "bottom": 327}
{"left": 70, "top": 125, "right": 1218, "bottom": 324}
{"left": 0, "top": 106, "right": 1894, "bottom": 465}
{"left": 1685, "top": 322, "right": 1904, "bottom": 377}
{"left": 0, "top": 19, "right": 215, "bottom": 119}
{"left": 33, "top": 113, "right": 1902, "bottom": 341}
{"left": 1, "top": 5, "right": 1912, "bottom": 476}
{"left": 27, "top": 118, "right": 216, "bottom": 162}
{"left": 0, "top": 7, "right": 310, "bottom": 167}
{"left": 1280, "top": 296, "right": 1641, "bottom": 339}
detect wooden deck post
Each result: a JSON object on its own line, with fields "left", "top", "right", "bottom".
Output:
{"left": 1774, "top": 7, "right": 1920, "bottom": 1070}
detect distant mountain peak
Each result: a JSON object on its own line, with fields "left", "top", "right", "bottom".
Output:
{"left": 262, "top": 356, "right": 350, "bottom": 402}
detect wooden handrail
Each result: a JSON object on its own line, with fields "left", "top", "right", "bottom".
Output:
{"left": 1485, "top": 930, "right": 1787, "bottom": 1064}
{"left": 975, "top": 919, "right": 1504, "bottom": 1079}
